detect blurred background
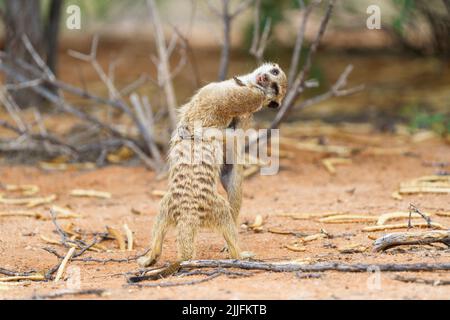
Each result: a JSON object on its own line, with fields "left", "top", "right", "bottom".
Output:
{"left": 0, "top": 0, "right": 449, "bottom": 165}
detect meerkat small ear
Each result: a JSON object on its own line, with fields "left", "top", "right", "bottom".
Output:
{"left": 233, "top": 76, "right": 245, "bottom": 87}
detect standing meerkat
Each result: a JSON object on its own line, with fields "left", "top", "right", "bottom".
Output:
{"left": 138, "top": 63, "right": 287, "bottom": 267}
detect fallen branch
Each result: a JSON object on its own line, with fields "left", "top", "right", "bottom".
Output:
{"left": 322, "top": 157, "right": 352, "bottom": 175}
{"left": 362, "top": 222, "right": 446, "bottom": 232}
{"left": 42, "top": 247, "right": 150, "bottom": 264}
{"left": 128, "top": 271, "right": 221, "bottom": 288}
{"left": 180, "top": 260, "right": 450, "bottom": 273}
{"left": 277, "top": 211, "right": 343, "bottom": 220}
{"left": 0, "top": 274, "right": 45, "bottom": 282}
{"left": 437, "top": 212, "right": 450, "bottom": 217}
{"left": 373, "top": 230, "right": 450, "bottom": 252}
{"left": 392, "top": 275, "right": 450, "bottom": 286}
{"left": 69, "top": 189, "right": 111, "bottom": 199}
{"left": 285, "top": 243, "right": 306, "bottom": 252}
{"left": 0, "top": 267, "right": 37, "bottom": 277}
{"left": 319, "top": 214, "right": 377, "bottom": 224}
{"left": 0, "top": 194, "right": 56, "bottom": 207}
{"left": 0, "top": 211, "right": 43, "bottom": 219}
{"left": 377, "top": 211, "right": 431, "bottom": 226}
{"left": 338, "top": 244, "right": 368, "bottom": 254}
{"left": 32, "top": 289, "right": 106, "bottom": 300}
{"left": 128, "top": 262, "right": 181, "bottom": 283}
{"left": 3, "top": 184, "right": 39, "bottom": 196}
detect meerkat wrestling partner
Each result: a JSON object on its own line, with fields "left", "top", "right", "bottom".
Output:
{"left": 138, "top": 63, "right": 287, "bottom": 267}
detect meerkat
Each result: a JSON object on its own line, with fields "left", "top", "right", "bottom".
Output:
{"left": 221, "top": 64, "right": 287, "bottom": 222}
{"left": 138, "top": 63, "right": 287, "bottom": 267}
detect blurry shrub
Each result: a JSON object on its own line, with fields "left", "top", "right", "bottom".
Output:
{"left": 390, "top": 0, "right": 450, "bottom": 56}
{"left": 400, "top": 104, "right": 450, "bottom": 134}
{"left": 392, "top": 0, "right": 415, "bottom": 35}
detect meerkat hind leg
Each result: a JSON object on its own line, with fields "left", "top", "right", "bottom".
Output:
{"left": 137, "top": 197, "right": 171, "bottom": 267}
{"left": 214, "top": 197, "right": 241, "bottom": 259}
{"left": 176, "top": 217, "right": 200, "bottom": 261}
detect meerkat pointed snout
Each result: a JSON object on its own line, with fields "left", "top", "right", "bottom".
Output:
{"left": 138, "top": 63, "right": 287, "bottom": 268}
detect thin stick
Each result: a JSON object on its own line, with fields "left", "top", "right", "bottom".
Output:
{"left": 53, "top": 247, "right": 76, "bottom": 282}
{"left": 408, "top": 204, "right": 432, "bottom": 228}
{"left": 123, "top": 224, "right": 134, "bottom": 251}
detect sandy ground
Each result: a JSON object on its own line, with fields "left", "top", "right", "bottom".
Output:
{"left": 0, "top": 131, "right": 449, "bottom": 300}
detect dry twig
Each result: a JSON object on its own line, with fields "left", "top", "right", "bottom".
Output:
{"left": 53, "top": 247, "right": 76, "bottom": 282}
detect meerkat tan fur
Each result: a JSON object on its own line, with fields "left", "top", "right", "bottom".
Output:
{"left": 138, "top": 63, "right": 287, "bottom": 267}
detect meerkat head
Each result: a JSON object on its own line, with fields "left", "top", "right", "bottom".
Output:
{"left": 252, "top": 62, "right": 287, "bottom": 109}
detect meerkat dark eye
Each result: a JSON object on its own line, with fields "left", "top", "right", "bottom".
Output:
{"left": 271, "top": 82, "right": 279, "bottom": 95}
{"left": 270, "top": 68, "right": 279, "bottom": 76}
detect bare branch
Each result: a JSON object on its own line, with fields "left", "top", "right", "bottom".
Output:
{"left": 290, "top": 65, "right": 364, "bottom": 112}
{"left": 170, "top": 25, "right": 201, "bottom": 88}
{"left": 249, "top": 0, "right": 272, "bottom": 64}
{"left": 288, "top": 0, "right": 319, "bottom": 86}
{"left": 69, "top": 36, "right": 122, "bottom": 101}
{"left": 271, "top": 0, "right": 337, "bottom": 129}
{"left": 130, "top": 93, "right": 163, "bottom": 166}
{"left": 0, "top": 119, "right": 78, "bottom": 156}
{"left": 230, "top": 0, "right": 254, "bottom": 19}
{"left": 22, "top": 35, "right": 57, "bottom": 82}
{"left": 0, "top": 51, "right": 163, "bottom": 170}
{"left": 147, "top": 0, "right": 178, "bottom": 130}
{"left": 215, "top": 0, "right": 253, "bottom": 80}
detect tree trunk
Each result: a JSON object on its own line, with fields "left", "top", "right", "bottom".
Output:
{"left": 4, "top": 0, "right": 44, "bottom": 107}
{"left": 45, "top": 0, "right": 64, "bottom": 75}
